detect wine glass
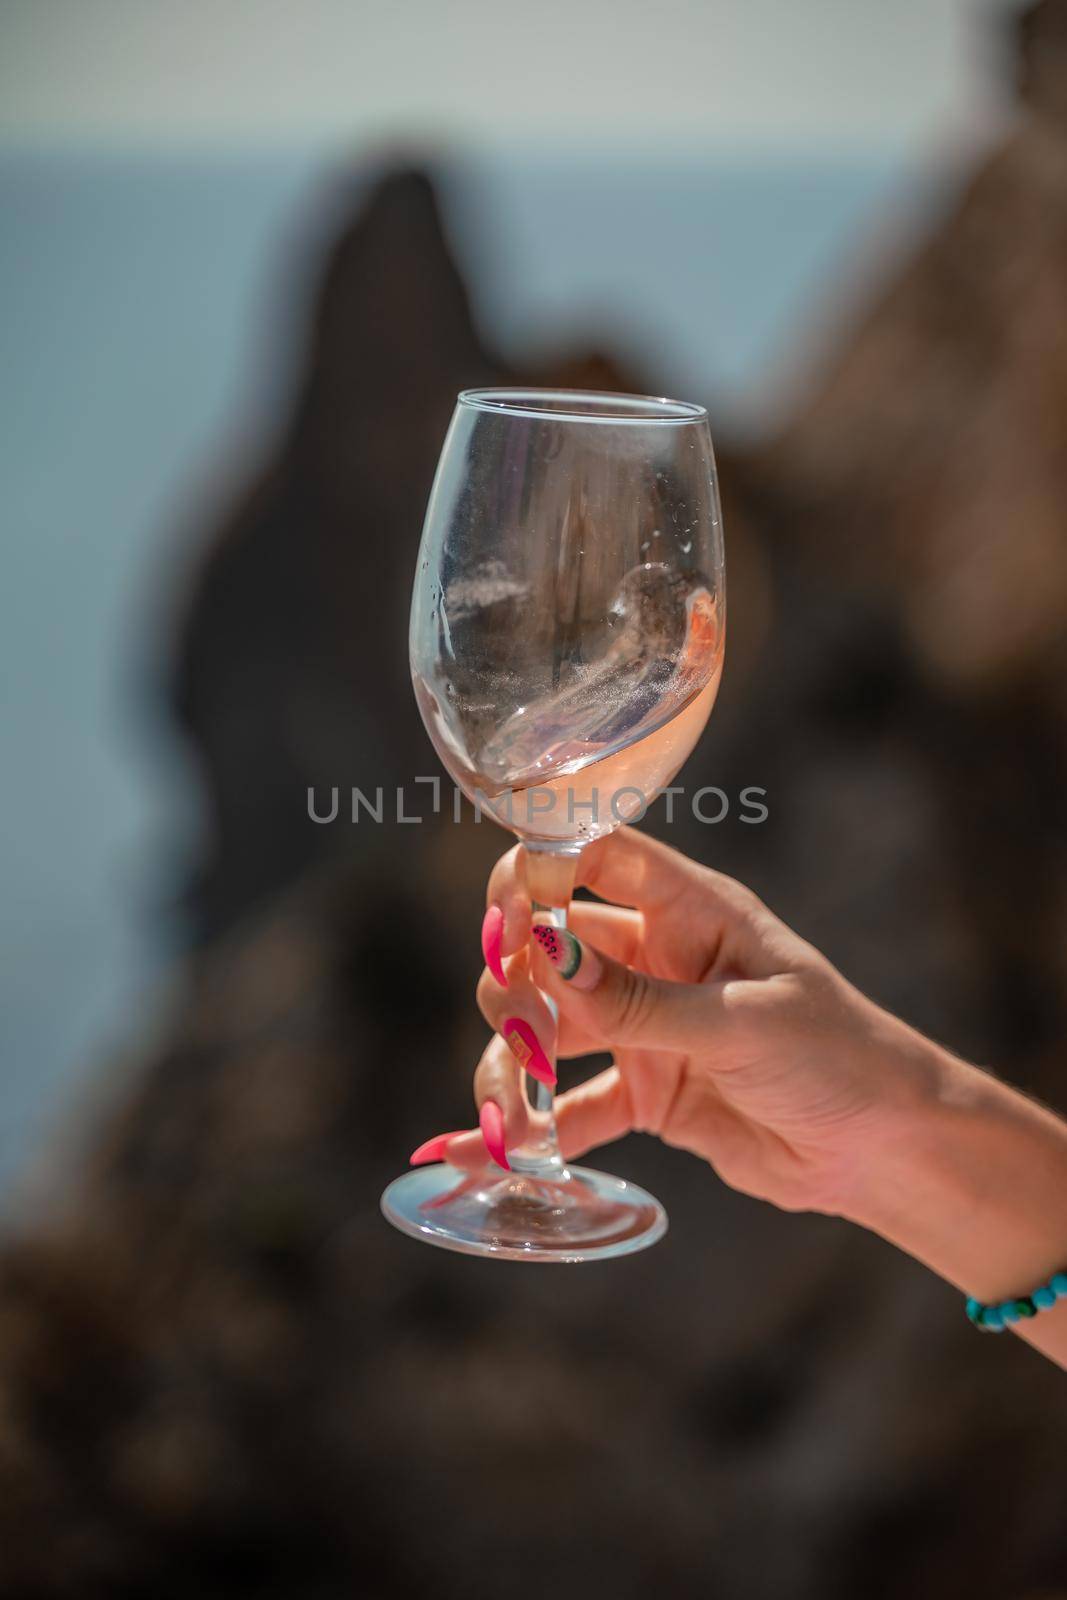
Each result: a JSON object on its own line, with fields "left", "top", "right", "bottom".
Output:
{"left": 381, "top": 389, "right": 725, "bottom": 1261}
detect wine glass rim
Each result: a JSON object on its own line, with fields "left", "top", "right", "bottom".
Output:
{"left": 457, "top": 387, "right": 708, "bottom": 425}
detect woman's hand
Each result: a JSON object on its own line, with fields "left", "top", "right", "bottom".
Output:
{"left": 423, "top": 826, "right": 945, "bottom": 1222}
{"left": 411, "top": 827, "right": 1067, "bottom": 1368}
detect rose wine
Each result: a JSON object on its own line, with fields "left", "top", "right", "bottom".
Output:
{"left": 415, "top": 581, "right": 724, "bottom": 846}
{"left": 478, "top": 664, "right": 722, "bottom": 844}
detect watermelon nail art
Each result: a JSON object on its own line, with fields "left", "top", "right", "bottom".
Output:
{"left": 532, "top": 923, "right": 583, "bottom": 981}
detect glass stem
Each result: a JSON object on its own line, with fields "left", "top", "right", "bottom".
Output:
{"left": 507, "top": 843, "right": 580, "bottom": 1179}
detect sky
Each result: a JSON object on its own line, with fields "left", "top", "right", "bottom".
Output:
{"left": 1, "top": 0, "right": 1016, "bottom": 157}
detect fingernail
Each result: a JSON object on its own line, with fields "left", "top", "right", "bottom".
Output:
{"left": 531, "top": 924, "right": 602, "bottom": 991}
{"left": 409, "top": 1131, "right": 466, "bottom": 1166}
{"left": 501, "top": 1017, "right": 556, "bottom": 1086}
{"left": 481, "top": 904, "right": 508, "bottom": 988}
{"left": 479, "top": 1100, "right": 510, "bottom": 1170}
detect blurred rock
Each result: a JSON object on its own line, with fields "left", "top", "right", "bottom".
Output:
{"left": 168, "top": 169, "right": 502, "bottom": 945}
{"left": 169, "top": 168, "right": 676, "bottom": 949}
{"left": 764, "top": 0, "right": 1067, "bottom": 701}
{"left": 740, "top": 0, "right": 1067, "bottom": 1084}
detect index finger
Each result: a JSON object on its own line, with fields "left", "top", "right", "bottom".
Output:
{"left": 578, "top": 831, "right": 788, "bottom": 981}
{"left": 487, "top": 828, "right": 703, "bottom": 928}
{"left": 485, "top": 844, "right": 532, "bottom": 962}
{"left": 577, "top": 828, "right": 739, "bottom": 914}
{"left": 486, "top": 829, "right": 757, "bottom": 962}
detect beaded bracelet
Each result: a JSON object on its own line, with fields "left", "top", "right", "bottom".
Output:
{"left": 966, "top": 1271, "right": 1067, "bottom": 1332}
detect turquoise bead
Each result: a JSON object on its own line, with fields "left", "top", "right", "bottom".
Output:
{"left": 965, "top": 1272, "right": 1067, "bottom": 1332}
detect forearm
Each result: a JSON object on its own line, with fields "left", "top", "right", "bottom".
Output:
{"left": 849, "top": 1030, "right": 1067, "bottom": 1366}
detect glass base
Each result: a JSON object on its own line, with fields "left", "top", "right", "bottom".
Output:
{"left": 380, "top": 1162, "right": 668, "bottom": 1263}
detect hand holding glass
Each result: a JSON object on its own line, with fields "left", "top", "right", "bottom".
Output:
{"left": 381, "top": 389, "right": 725, "bottom": 1261}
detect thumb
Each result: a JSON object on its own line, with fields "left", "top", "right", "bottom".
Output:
{"left": 531, "top": 921, "right": 724, "bottom": 1054}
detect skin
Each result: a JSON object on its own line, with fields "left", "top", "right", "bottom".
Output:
{"left": 438, "top": 828, "right": 1067, "bottom": 1368}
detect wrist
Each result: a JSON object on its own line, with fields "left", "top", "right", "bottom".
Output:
{"left": 846, "top": 1027, "right": 1067, "bottom": 1303}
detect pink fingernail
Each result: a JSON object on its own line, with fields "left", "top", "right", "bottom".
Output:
{"left": 479, "top": 1100, "right": 510, "bottom": 1170}
{"left": 481, "top": 904, "right": 508, "bottom": 988}
{"left": 502, "top": 1017, "right": 556, "bottom": 1086}
{"left": 532, "top": 924, "right": 601, "bottom": 991}
{"left": 409, "top": 1131, "right": 466, "bottom": 1166}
